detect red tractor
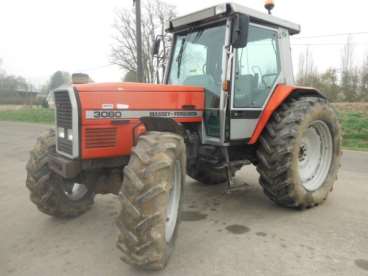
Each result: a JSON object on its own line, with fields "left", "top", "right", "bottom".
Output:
{"left": 26, "top": 2, "right": 341, "bottom": 270}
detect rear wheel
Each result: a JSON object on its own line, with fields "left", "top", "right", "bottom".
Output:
{"left": 26, "top": 129, "right": 95, "bottom": 218}
{"left": 116, "top": 132, "right": 186, "bottom": 270}
{"left": 256, "top": 96, "right": 341, "bottom": 209}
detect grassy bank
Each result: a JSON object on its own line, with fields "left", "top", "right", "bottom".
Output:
{"left": 0, "top": 105, "right": 367, "bottom": 151}
{"left": 0, "top": 107, "right": 54, "bottom": 124}
{"left": 339, "top": 111, "right": 368, "bottom": 151}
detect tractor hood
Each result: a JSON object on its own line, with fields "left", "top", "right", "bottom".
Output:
{"left": 70, "top": 82, "right": 205, "bottom": 159}
{"left": 74, "top": 82, "right": 205, "bottom": 123}
{"left": 74, "top": 82, "right": 204, "bottom": 93}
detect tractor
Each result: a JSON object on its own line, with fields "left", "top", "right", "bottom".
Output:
{"left": 26, "top": 2, "right": 341, "bottom": 270}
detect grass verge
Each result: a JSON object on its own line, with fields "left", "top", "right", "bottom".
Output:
{"left": 338, "top": 111, "right": 368, "bottom": 152}
{"left": 0, "top": 107, "right": 54, "bottom": 124}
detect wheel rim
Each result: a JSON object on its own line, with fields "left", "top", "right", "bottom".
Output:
{"left": 298, "top": 120, "right": 333, "bottom": 192}
{"left": 165, "top": 160, "right": 182, "bottom": 243}
{"left": 62, "top": 183, "right": 88, "bottom": 201}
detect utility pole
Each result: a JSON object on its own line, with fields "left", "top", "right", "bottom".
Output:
{"left": 134, "top": 0, "right": 144, "bottom": 82}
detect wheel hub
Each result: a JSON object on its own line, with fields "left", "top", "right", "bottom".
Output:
{"left": 298, "top": 121, "right": 333, "bottom": 192}
{"left": 62, "top": 182, "right": 88, "bottom": 201}
{"left": 298, "top": 144, "right": 308, "bottom": 162}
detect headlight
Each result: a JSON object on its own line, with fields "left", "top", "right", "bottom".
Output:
{"left": 58, "top": 127, "right": 65, "bottom": 138}
{"left": 67, "top": 129, "right": 73, "bottom": 141}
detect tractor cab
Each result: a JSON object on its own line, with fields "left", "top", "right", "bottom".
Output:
{"left": 163, "top": 3, "right": 300, "bottom": 144}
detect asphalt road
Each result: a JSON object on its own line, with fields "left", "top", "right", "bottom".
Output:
{"left": 1, "top": 121, "right": 368, "bottom": 276}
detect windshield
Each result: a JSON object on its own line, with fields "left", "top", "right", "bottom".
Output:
{"left": 168, "top": 23, "right": 226, "bottom": 108}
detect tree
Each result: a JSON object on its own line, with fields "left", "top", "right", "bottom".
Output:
{"left": 296, "top": 47, "right": 320, "bottom": 88}
{"left": 294, "top": 38, "right": 368, "bottom": 102}
{"left": 342, "top": 35, "right": 354, "bottom": 73}
{"left": 111, "top": 0, "right": 176, "bottom": 83}
{"left": 0, "top": 59, "right": 5, "bottom": 77}
{"left": 319, "top": 69, "right": 340, "bottom": 102}
{"left": 359, "top": 56, "right": 368, "bottom": 101}
{"left": 340, "top": 36, "right": 359, "bottom": 102}
{"left": 0, "top": 60, "right": 35, "bottom": 105}
{"left": 123, "top": 70, "right": 138, "bottom": 82}
{"left": 49, "top": 71, "right": 71, "bottom": 91}
{"left": 0, "top": 60, "right": 29, "bottom": 93}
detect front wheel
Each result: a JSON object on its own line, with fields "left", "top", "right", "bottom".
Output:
{"left": 26, "top": 129, "right": 95, "bottom": 218}
{"left": 116, "top": 132, "right": 186, "bottom": 270}
{"left": 256, "top": 96, "right": 341, "bottom": 209}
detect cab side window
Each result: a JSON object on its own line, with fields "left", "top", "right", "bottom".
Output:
{"left": 233, "top": 25, "right": 280, "bottom": 108}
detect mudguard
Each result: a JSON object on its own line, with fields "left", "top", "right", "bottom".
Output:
{"left": 248, "top": 85, "right": 324, "bottom": 144}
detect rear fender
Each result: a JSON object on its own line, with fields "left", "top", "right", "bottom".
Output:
{"left": 248, "top": 85, "right": 325, "bottom": 144}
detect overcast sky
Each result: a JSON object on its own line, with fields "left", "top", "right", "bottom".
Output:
{"left": 0, "top": 0, "right": 366, "bottom": 86}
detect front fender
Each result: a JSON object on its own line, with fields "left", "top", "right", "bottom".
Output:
{"left": 140, "top": 117, "right": 185, "bottom": 136}
{"left": 248, "top": 85, "right": 324, "bottom": 144}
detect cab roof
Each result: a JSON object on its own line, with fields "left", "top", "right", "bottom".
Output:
{"left": 167, "top": 2, "right": 301, "bottom": 35}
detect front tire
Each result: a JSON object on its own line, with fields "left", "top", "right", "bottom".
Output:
{"left": 256, "top": 96, "right": 341, "bottom": 209}
{"left": 116, "top": 132, "right": 186, "bottom": 270}
{"left": 26, "top": 129, "right": 95, "bottom": 218}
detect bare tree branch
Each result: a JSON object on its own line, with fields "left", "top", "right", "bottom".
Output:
{"left": 111, "top": 0, "right": 176, "bottom": 83}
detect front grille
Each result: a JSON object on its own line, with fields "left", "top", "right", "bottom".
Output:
{"left": 54, "top": 91, "right": 72, "bottom": 129}
{"left": 85, "top": 128, "right": 117, "bottom": 149}
{"left": 57, "top": 138, "right": 73, "bottom": 155}
{"left": 54, "top": 90, "right": 73, "bottom": 156}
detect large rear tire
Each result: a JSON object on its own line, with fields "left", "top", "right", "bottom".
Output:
{"left": 256, "top": 96, "right": 341, "bottom": 209}
{"left": 116, "top": 132, "right": 186, "bottom": 270}
{"left": 26, "top": 129, "right": 95, "bottom": 218}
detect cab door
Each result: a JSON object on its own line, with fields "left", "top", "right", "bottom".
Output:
{"left": 230, "top": 24, "right": 282, "bottom": 141}
{"left": 166, "top": 22, "right": 228, "bottom": 143}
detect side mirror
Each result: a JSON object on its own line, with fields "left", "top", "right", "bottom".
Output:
{"left": 231, "top": 14, "right": 249, "bottom": 49}
{"left": 152, "top": 37, "right": 161, "bottom": 57}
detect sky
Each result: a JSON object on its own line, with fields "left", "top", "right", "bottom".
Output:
{"left": 0, "top": 0, "right": 367, "bottom": 87}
